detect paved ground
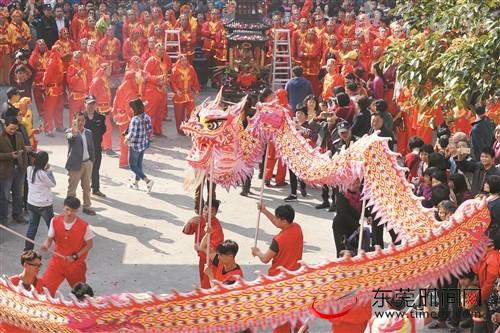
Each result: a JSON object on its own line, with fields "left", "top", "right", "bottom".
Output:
{"left": 0, "top": 86, "right": 453, "bottom": 332}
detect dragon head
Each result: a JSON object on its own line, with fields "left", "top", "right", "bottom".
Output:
{"left": 181, "top": 91, "right": 261, "bottom": 189}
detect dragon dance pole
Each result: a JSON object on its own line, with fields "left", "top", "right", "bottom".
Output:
{"left": 206, "top": 157, "right": 215, "bottom": 266}
{"left": 254, "top": 144, "right": 271, "bottom": 248}
{"left": 357, "top": 197, "right": 367, "bottom": 254}
{"left": 195, "top": 175, "right": 206, "bottom": 246}
{"left": 0, "top": 224, "right": 66, "bottom": 259}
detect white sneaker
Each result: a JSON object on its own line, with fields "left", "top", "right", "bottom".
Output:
{"left": 129, "top": 180, "right": 139, "bottom": 190}
{"left": 146, "top": 179, "right": 154, "bottom": 192}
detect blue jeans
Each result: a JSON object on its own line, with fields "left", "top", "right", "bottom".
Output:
{"left": 0, "top": 166, "right": 25, "bottom": 221}
{"left": 25, "top": 203, "right": 54, "bottom": 250}
{"left": 129, "top": 149, "right": 145, "bottom": 180}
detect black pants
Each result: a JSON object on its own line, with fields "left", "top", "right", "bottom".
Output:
{"left": 91, "top": 149, "right": 102, "bottom": 192}
{"left": 194, "top": 179, "right": 216, "bottom": 212}
{"left": 321, "top": 185, "right": 336, "bottom": 204}
{"left": 371, "top": 218, "right": 400, "bottom": 248}
{"left": 289, "top": 169, "right": 305, "bottom": 195}
{"left": 437, "top": 277, "right": 460, "bottom": 327}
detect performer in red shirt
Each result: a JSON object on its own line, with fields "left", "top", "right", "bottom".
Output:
{"left": 67, "top": 51, "right": 89, "bottom": 127}
{"left": 200, "top": 237, "right": 243, "bottom": 287}
{"left": 79, "top": 16, "right": 101, "bottom": 42}
{"left": 170, "top": 54, "right": 200, "bottom": 134}
{"left": 291, "top": 18, "right": 308, "bottom": 64}
{"left": 90, "top": 63, "right": 114, "bottom": 153}
{"left": 139, "top": 11, "right": 154, "bottom": 38}
{"left": 182, "top": 199, "right": 224, "bottom": 289}
{"left": 97, "top": 25, "right": 121, "bottom": 74}
{"left": 178, "top": 14, "right": 196, "bottom": 63}
{"left": 42, "top": 45, "right": 64, "bottom": 136}
{"left": 0, "top": 10, "right": 11, "bottom": 86}
{"left": 28, "top": 39, "right": 49, "bottom": 118}
{"left": 112, "top": 56, "right": 146, "bottom": 168}
{"left": 53, "top": 28, "right": 76, "bottom": 73}
{"left": 143, "top": 42, "right": 171, "bottom": 136}
{"left": 41, "top": 196, "right": 94, "bottom": 296}
{"left": 252, "top": 203, "right": 304, "bottom": 333}
{"left": 122, "top": 9, "right": 140, "bottom": 40}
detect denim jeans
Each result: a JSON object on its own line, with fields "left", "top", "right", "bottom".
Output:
{"left": 25, "top": 203, "right": 54, "bottom": 250}
{"left": 129, "top": 148, "right": 145, "bottom": 180}
{"left": 0, "top": 166, "right": 25, "bottom": 220}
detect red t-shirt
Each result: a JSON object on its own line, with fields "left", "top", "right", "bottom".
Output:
{"left": 9, "top": 275, "right": 46, "bottom": 293}
{"left": 269, "top": 223, "right": 304, "bottom": 276}
{"left": 211, "top": 254, "right": 244, "bottom": 285}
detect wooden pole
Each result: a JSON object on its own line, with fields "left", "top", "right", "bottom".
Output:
{"left": 195, "top": 175, "right": 206, "bottom": 246}
{"left": 0, "top": 224, "right": 66, "bottom": 259}
{"left": 357, "top": 197, "right": 367, "bottom": 254}
{"left": 254, "top": 144, "right": 270, "bottom": 248}
{"left": 206, "top": 158, "right": 215, "bottom": 266}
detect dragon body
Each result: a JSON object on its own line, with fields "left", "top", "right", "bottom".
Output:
{"left": 0, "top": 97, "right": 492, "bottom": 332}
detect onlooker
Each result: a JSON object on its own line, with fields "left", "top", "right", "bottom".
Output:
{"left": 126, "top": 98, "right": 154, "bottom": 192}
{"left": 83, "top": 96, "right": 107, "bottom": 198}
{"left": 456, "top": 147, "right": 500, "bottom": 196}
{"left": 448, "top": 173, "right": 473, "bottom": 206}
{"left": 493, "top": 125, "right": 500, "bottom": 165}
{"left": 34, "top": 4, "right": 59, "bottom": 49}
{"left": 369, "top": 110, "right": 394, "bottom": 151}
{"left": 470, "top": 105, "right": 496, "bottom": 162}
{"left": 25, "top": 151, "right": 55, "bottom": 251}
{"left": 285, "top": 66, "right": 313, "bottom": 112}
{"left": 41, "top": 196, "right": 94, "bottom": 296}
{"left": 0, "top": 87, "right": 21, "bottom": 119}
{"left": 0, "top": 117, "right": 28, "bottom": 224}
{"left": 65, "top": 112, "right": 96, "bottom": 216}
{"left": 485, "top": 175, "right": 499, "bottom": 240}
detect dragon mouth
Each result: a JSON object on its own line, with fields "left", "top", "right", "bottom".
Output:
{"left": 186, "top": 142, "right": 213, "bottom": 168}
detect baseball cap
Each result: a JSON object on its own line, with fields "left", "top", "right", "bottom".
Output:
{"left": 85, "top": 95, "right": 97, "bottom": 104}
{"left": 337, "top": 121, "right": 351, "bottom": 133}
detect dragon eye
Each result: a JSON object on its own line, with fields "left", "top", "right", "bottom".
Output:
{"left": 206, "top": 120, "right": 223, "bottom": 131}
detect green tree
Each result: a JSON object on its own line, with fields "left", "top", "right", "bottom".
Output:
{"left": 384, "top": 0, "right": 499, "bottom": 117}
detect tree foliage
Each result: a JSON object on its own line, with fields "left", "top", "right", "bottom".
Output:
{"left": 384, "top": 0, "right": 499, "bottom": 115}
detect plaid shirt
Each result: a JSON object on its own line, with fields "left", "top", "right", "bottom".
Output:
{"left": 127, "top": 113, "right": 152, "bottom": 152}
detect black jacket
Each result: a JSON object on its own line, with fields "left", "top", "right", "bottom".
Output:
{"left": 35, "top": 15, "right": 59, "bottom": 49}
{"left": 456, "top": 160, "right": 500, "bottom": 196}
{"left": 351, "top": 108, "right": 371, "bottom": 138}
{"left": 84, "top": 112, "right": 107, "bottom": 150}
{"left": 470, "top": 116, "right": 496, "bottom": 161}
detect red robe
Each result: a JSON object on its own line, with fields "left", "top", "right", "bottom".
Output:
{"left": 42, "top": 52, "right": 64, "bottom": 132}
{"left": 171, "top": 62, "right": 200, "bottom": 132}
{"left": 97, "top": 36, "right": 121, "bottom": 74}
{"left": 28, "top": 45, "right": 49, "bottom": 116}
{"left": 299, "top": 36, "right": 322, "bottom": 96}
{"left": 67, "top": 59, "right": 90, "bottom": 126}
{"left": 122, "top": 37, "right": 144, "bottom": 63}
{"left": 71, "top": 15, "right": 87, "bottom": 41}
{"left": 143, "top": 54, "right": 171, "bottom": 135}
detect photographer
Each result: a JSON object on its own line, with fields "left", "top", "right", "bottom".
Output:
{"left": 9, "top": 49, "right": 35, "bottom": 99}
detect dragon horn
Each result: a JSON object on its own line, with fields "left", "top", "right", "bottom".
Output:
{"left": 211, "top": 87, "right": 223, "bottom": 108}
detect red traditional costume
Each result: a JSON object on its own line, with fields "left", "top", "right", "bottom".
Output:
{"left": 122, "top": 10, "right": 140, "bottom": 40}
{"left": 171, "top": 56, "right": 200, "bottom": 134}
{"left": 291, "top": 20, "right": 308, "bottom": 64}
{"left": 151, "top": 6, "right": 164, "bottom": 27}
{"left": 139, "top": 11, "right": 154, "bottom": 38}
{"left": 90, "top": 64, "right": 113, "bottom": 150}
{"left": 0, "top": 12, "right": 11, "bottom": 85}
{"left": 43, "top": 215, "right": 93, "bottom": 296}
{"left": 122, "top": 27, "right": 144, "bottom": 65}
{"left": 143, "top": 44, "right": 171, "bottom": 135}
{"left": 112, "top": 57, "right": 147, "bottom": 167}
{"left": 212, "top": 28, "right": 228, "bottom": 87}
{"left": 70, "top": 5, "right": 88, "bottom": 41}
{"left": 183, "top": 215, "right": 224, "bottom": 289}
{"left": 53, "top": 28, "right": 76, "bottom": 73}
{"left": 67, "top": 53, "right": 90, "bottom": 127}
{"left": 322, "top": 61, "right": 344, "bottom": 100}
{"left": 266, "top": 15, "right": 288, "bottom": 63}
{"left": 8, "top": 10, "right": 31, "bottom": 51}
{"left": 29, "top": 40, "right": 49, "bottom": 117}
{"left": 299, "top": 29, "right": 322, "bottom": 96}
{"left": 84, "top": 40, "right": 102, "bottom": 77}
{"left": 97, "top": 27, "right": 121, "bottom": 74}
{"left": 178, "top": 15, "right": 196, "bottom": 63}
{"left": 42, "top": 46, "right": 64, "bottom": 133}
{"left": 201, "top": 10, "right": 222, "bottom": 56}
{"left": 79, "top": 17, "right": 101, "bottom": 43}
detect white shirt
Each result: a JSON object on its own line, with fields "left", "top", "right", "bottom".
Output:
{"left": 26, "top": 166, "right": 56, "bottom": 207}
{"left": 81, "top": 131, "right": 90, "bottom": 161}
{"left": 48, "top": 218, "right": 95, "bottom": 241}
{"left": 55, "top": 18, "right": 65, "bottom": 32}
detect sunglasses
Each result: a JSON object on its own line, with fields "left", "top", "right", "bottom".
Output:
{"left": 26, "top": 262, "right": 42, "bottom": 268}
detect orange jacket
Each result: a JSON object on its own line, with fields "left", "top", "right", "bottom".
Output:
{"left": 42, "top": 53, "right": 64, "bottom": 96}
{"left": 89, "top": 70, "right": 112, "bottom": 113}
